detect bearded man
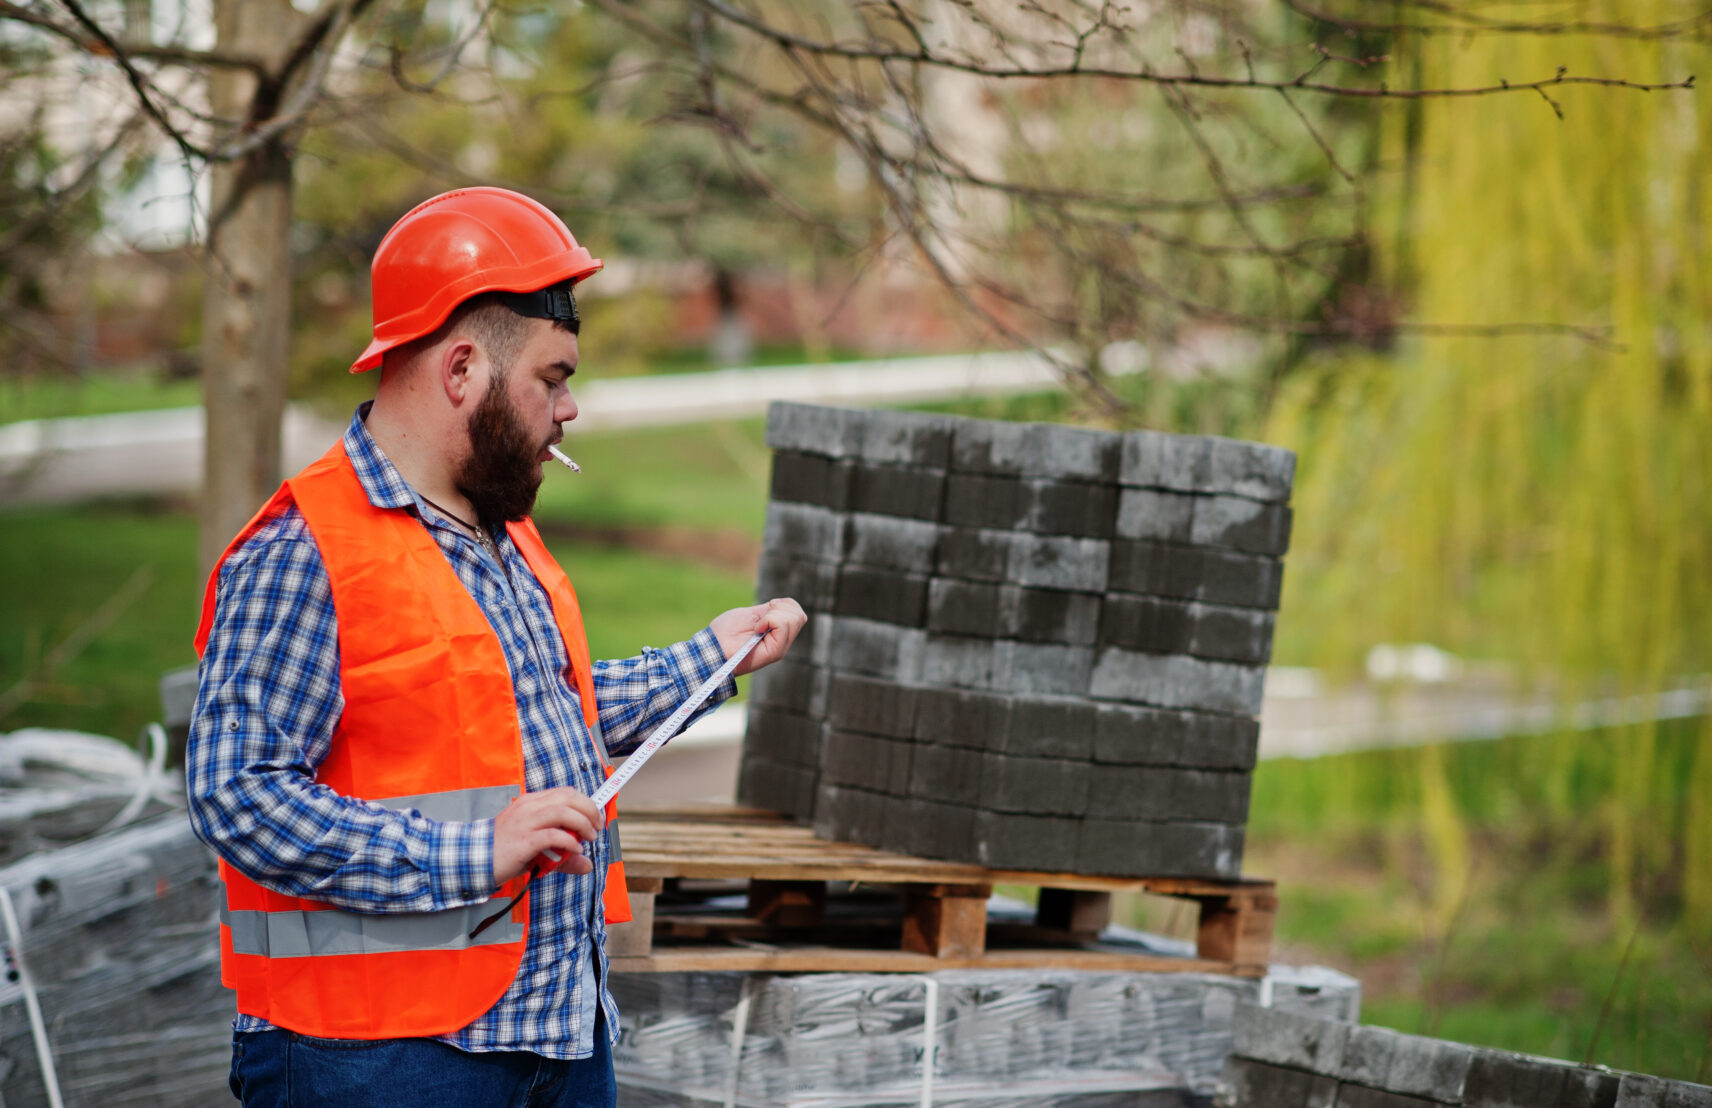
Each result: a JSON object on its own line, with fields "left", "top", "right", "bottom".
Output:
{"left": 185, "top": 187, "right": 804, "bottom": 1107}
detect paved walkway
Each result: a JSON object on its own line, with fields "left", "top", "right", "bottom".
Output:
{"left": 0, "top": 350, "right": 1073, "bottom": 504}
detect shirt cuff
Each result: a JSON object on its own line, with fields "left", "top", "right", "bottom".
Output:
{"left": 687, "top": 625, "right": 740, "bottom": 703}
{"left": 428, "top": 816, "right": 498, "bottom": 904}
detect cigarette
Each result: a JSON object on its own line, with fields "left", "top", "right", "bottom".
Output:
{"left": 548, "top": 444, "right": 581, "bottom": 473}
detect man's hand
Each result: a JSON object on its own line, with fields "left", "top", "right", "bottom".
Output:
{"left": 711, "top": 598, "right": 808, "bottom": 676}
{"left": 492, "top": 787, "right": 605, "bottom": 886}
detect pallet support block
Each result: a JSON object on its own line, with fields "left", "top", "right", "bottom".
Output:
{"left": 1035, "top": 887, "right": 1112, "bottom": 936}
{"left": 1196, "top": 887, "right": 1277, "bottom": 969}
{"left": 608, "top": 876, "right": 663, "bottom": 958}
{"left": 900, "top": 882, "right": 992, "bottom": 958}
{"left": 748, "top": 878, "right": 828, "bottom": 928}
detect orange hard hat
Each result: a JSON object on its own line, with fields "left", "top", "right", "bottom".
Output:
{"left": 351, "top": 187, "right": 603, "bottom": 372}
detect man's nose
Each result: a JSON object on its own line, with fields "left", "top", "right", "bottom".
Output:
{"left": 555, "top": 390, "right": 578, "bottom": 424}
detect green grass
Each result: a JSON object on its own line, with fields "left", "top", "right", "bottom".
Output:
{"left": 0, "top": 502, "right": 754, "bottom": 745}
{"left": 538, "top": 418, "right": 772, "bottom": 535}
{"left": 0, "top": 371, "right": 201, "bottom": 424}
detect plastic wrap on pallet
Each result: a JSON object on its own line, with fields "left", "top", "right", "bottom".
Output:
{"left": 0, "top": 812, "right": 231, "bottom": 1108}
{"left": 612, "top": 963, "right": 1358, "bottom": 1107}
{"left": 0, "top": 729, "right": 179, "bottom": 867}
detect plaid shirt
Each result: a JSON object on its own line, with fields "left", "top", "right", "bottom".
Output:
{"left": 186, "top": 405, "right": 734, "bottom": 1059}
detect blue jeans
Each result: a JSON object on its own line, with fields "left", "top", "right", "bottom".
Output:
{"left": 228, "top": 1016, "right": 616, "bottom": 1108}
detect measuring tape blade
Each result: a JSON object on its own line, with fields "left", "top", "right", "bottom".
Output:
{"left": 590, "top": 631, "right": 764, "bottom": 809}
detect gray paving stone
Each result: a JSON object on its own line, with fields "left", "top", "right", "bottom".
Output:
{"left": 765, "top": 401, "right": 866, "bottom": 457}
{"left": 913, "top": 687, "right": 1012, "bottom": 750}
{"left": 1005, "top": 586, "right": 1102, "bottom": 645}
{"left": 907, "top": 742, "right": 987, "bottom": 807}
{"left": 826, "top": 673, "right": 919, "bottom": 738}
{"left": 769, "top": 450, "right": 856, "bottom": 510}
{"left": 741, "top": 708, "right": 824, "bottom": 768}
{"left": 859, "top": 408, "right": 956, "bottom": 466}
{"left": 1333, "top": 1086, "right": 1445, "bottom": 1108}
{"left": 1107, "top": 540, "right": 1286, "bottom": 610}
{"left": 1360, "top": 1025, "right": 1473, "bottom": 1103}
{"left": 1027, "top": 478, "right": 1119, "bottom": 538}
{"left": 1120, "top": 430, "right": 1213, "bottom": 492}
{"left": 747, "top": 661, "right": 829, "bottom": 717}
{"left": 1115, "top": 488, "right": 1197, "bottom": 543}
{"left": 981, "top": 753, "right": 1091, "bottom": 815}
{"left": 951, "top": 419, "right": 1047, "bottom": 476}
{"left": 762, "top": 501, "right": 848, "bottom": 561}
{"left": 927, "top": 578, "right": 1007, "bottom": 638}
{"left": 851, "top": 463, "right": 946, "bottom": 521}
{"left": 813, "top": 784, "right": 880, "bottom": 845}
{"left": 827, "top": 617, "right": 926, "bottom": 682}
{"left": 1037, "top": 423, "right": 1123, "bottom": 482}
{"left": 1075, "top": 819, "right": 1245, "bottom": 877}
{"left": 1231, "top": 1003, "right": 1350, "bottom": 1075}
{"left": 972, "top": 810, "right": 1080, "bottom": 871}
{"left": 1092, "top": 703, "right": 1260, "bottom": 769}
{"left": 944, "top": 473, "right": 1031, "bottom": 530}
{"left": 1009, "top": 534, "right": 1110, "bottom": 592}
{"left": 1102, "top": 594, "right": 1275, "bottom": 665}
{"left": 995, "top": 695, "right": 1096, "bottom": 759}
{"left": 845, "top": 512, "right": 942, "bottom": 573}
{"left": 1218, "top": 1055, "right": 1340, "bottom": 1108}
{"left": 1090, "top": 648, "right": 1268, "bottom": 715}
{"left": 737, "top": 756, "right": 818, "bottom": 819}
{"left": 834, "top": 566, "right": 929, "bottom": 626}
{"left": 1616, "top": 1073, "right": 1712, "bottom": 1108}
{"left": 800, "top": 612, "right": 833, "bottom": 667}
{"left": 935, "top": 527, "right": 1021, "bottom": 582}
{"left": 1001, "top": 640, "right": 1095, "bottom": 696}
{"left": 1191, "top": 494, "right": 1294, "bottom": 556}
{"left": 755, "top": 555, "right": 839, "bottom": 612}
{"left": 920, "top": 633, "right": 1005, "bottom": 691}
{"left": 1087, "top": 765, "right": 1252, "bottom": 823}
{"left": 900, "top": 798, "right": 978, "bottom": 860}
{"left": 820, "top": 730, "right": 914, "bottom": 795}
{"left": 1465, "top": 1049, "right": 1621, "bottom": 1108}
{"left": 1206, "top": 436, "right": 1296, "bottom": 503}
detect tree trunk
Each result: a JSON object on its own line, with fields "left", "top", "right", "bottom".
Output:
{"left": 198, "top": 0, "right": 300, "bottom": 575}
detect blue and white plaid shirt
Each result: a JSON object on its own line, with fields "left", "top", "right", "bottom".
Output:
{"left": 186, "top": 404, "right": 734, "bottom": 1059}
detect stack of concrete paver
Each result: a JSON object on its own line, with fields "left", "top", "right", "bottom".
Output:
{"left": 1220, "top": 1004, "right": 1712, "bottom": 1108}
{"left": 738, "top": 403, "right": 1294, "bottom": 878}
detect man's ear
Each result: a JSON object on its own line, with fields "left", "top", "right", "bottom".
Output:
{"left": 441, "top": 338, "right": 483, "bottom": 406}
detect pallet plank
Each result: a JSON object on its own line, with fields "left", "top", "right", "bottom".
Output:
{"left": 616, "top": 808, "right": 1275, "bottom": 976}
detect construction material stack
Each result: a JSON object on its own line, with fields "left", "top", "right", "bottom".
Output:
{"left": 739, "top": 403, "right": 1293, "bottom": 878}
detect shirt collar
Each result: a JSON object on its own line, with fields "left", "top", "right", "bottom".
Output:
{"left": 343, "top": 401, "right": 427, "bottom": 514}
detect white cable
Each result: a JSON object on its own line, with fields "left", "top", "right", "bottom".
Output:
{"left": 919, "top": 976, "right": 940, "bottom": 1108}
{"left": 0, "top": 885, "right": 65, "bottom": 1108}
{"left": 98, "top": 722, "right": 171, "bottom": 835}
{"left": 721, "top": 975, "right": 758, "bottom": 1108}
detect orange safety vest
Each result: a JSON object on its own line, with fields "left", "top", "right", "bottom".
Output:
{"left": 194, "top": 439, "right": 630, "bottom": 1039}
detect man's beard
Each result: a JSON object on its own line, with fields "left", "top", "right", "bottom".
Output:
{"left": 457, "top": 374, "right": 546, "bottom": 532}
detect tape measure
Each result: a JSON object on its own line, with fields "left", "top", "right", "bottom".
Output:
{"left": 591, "top": 630, "right": 764, "bottom": 808}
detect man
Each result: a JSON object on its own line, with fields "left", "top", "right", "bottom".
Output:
{"left": 186, "top": 186, "right": 805, "bottom": 1106}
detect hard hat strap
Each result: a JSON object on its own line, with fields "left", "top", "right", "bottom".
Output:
{"left": 494, "top": 283, "right": 580, "bottom": 330}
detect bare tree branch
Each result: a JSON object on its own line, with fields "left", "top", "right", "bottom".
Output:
{"left": 687, "top": 0, "right": 1694, "bottom": 101}
{"left": 53, "top": 0, "right": 210, "bottom": 160}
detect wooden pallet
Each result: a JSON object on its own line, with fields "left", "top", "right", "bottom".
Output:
{"left": 607, "top": 804, "right": 1275, "bottom": 977}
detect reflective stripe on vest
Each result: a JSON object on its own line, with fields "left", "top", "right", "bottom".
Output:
{"left": 219, "top": 783, "right": 524, "bottom": 957}
{"left": 221, "top": 901, "right": 525, "bottom": 956}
